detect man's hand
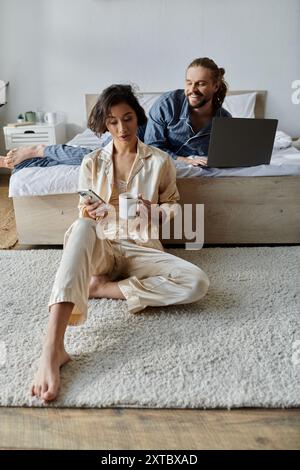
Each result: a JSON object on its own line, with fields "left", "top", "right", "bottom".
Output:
{"left": 177, "top": 156, "right": 208, "bottom": 166}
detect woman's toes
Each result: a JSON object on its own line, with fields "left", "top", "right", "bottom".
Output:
{"left": 42, "top": 387, "right": 57, "bottom": 402}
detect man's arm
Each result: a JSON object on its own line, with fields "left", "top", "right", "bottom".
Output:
{"left": 144, "top": 112, "right": 207, "bottom": 165}
{"left": 144, "top": 101, "right": 178, "bottom": 160}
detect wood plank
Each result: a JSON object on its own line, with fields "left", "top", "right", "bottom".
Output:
{"left": 0, "top": 175, "right": 18, "bottom": 249}
{"left": 176, "top": 176, "right": 300, "bottom": 244}
{"left": 13, "top": 194, "right": 78, "bottom": 244}
{"left": 13, "top": 176, "right": 300, "bottom": 245}
{"left": 0, "top": 408, "right": 299, "bottom": 450}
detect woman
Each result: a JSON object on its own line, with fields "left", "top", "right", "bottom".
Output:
{"left": 31, "top": 84, "right": 209, "bottom": 402}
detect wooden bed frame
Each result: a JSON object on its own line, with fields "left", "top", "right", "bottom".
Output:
{"left": 12, "top": 91, "right": 300, "bottom": 245}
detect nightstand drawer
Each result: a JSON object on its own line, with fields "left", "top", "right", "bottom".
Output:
{"left": 5, "top": 129, "right": 54, "bottom": 147}
{"left": 3, "top": 122, "right": 66, "bottom": 150}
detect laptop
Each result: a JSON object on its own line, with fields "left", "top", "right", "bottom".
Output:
{"left": 206, "top": 117, "right": 278, "bottom": 168}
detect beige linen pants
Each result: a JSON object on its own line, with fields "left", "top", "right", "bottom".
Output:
{"left": 49, "top": 218, "right": 209, "bottom": 325}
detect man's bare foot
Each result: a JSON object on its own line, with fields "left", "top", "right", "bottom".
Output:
{"left": 31, "top": 342, "right": 70, "bottom": 402}
{"left": 89, "top": 274, "right": 111, "bottom": 298}
{"left": 7, "top": 144, "right": 46, "bottom": 166}
{"left": 0, "top": 156, "right": 14, "bottom": 169}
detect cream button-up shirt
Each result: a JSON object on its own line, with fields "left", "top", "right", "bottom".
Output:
{"left": 78, "top": 139, "right": 180, "bottom": 250}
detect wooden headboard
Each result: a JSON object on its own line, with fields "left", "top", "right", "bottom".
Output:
{"left": 85, "top": 90, "right": 267, "bottom": 121}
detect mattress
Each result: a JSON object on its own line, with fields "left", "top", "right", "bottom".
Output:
{"left": 9, "top": 146, "right": 300, "bottom": 197}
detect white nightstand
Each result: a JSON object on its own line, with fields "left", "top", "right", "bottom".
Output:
{"left": 3, "top": 122, "right": 66, "bottom": 150}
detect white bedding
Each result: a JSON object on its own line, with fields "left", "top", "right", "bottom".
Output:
{"left": 9, "top": 146, "right": 300, "bottom": 197}
{"left": 66, "top": 129, "right": 110, "bottom": 150}
{"left": 66, "top": 128, "right": 293, "bottom": 151}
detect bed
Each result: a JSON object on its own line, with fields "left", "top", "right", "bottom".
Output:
{"left": 10, "top": 91, "right": 300, "bottom": 245}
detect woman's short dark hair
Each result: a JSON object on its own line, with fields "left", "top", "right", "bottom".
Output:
{"left": 187, "top": 57, "right": 228, "bottom": 108}
{"left": 88, "top": 84, "right": 147, "bottom": 136}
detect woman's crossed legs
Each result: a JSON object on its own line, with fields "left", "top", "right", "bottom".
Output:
{"left": 31, "top": 218, "right": 209, "bottom": 402}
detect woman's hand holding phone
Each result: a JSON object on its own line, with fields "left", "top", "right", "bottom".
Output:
{"left": 84, "top": 198, "right": 108, "bottom": 220}
{"left": 79, "top": 189, "right": 108, "bottom": 220}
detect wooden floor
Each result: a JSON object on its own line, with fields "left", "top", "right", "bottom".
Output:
{"left": 1, "top": 408, "right": 299, "bottom": 450}
{"left": 1, "top": 173, "right": 299, "bottom": 450}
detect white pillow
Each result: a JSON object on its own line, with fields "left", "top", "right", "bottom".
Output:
{"left": 139, "top": 92, "right": 257, "bottom": 118}
{"left": 223, "top": 92, "right": 257, "bottom": 118}
{"left": 273, "top": 130, "right": 292, "bottom": 149}
{"left": 138, "top": 93, "right": 162, "bottom": 116}
{"left": 66, "top": 128, "right": 109, "bottom": 149}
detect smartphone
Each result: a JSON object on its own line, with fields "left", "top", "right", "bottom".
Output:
{"left": 78, "top": 189, "right": 106, "bottom": 204}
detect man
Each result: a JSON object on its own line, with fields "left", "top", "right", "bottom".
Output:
{"left": 143, "top": 57, "right": 231, "bottom": 166}
{"left": 0, "top": 57, "right": 231, "bottom": 171}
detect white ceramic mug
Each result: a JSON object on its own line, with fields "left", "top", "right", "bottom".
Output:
{"left": 44, "top": 112, "right": 57, "bottom": 125}
{"left": 119, "top": 192, "right": 139, "bottom": 220}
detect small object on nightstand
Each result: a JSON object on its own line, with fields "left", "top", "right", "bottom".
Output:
{"left": 44, "top": 112, "right": 57, "bottom": 125}
{"left": 36, "top": 109, "right": 44, "bottom": 123}
{"left": 25, "top": 111, "right": 37, "bottom": 123}
{"left": 17, "top": 113, "right": 25, "bottom": 123}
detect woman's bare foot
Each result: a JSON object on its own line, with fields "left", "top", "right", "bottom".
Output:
{"left": 89, "top": 274, "right": 111, "bottom": 298}
{"left": 31, "top": 342, "right": 70, "bottom": 402}
{"left": 89, "top": 274, "right": 125, "bottom": 299}
{"left": 7, "top": 144, "right": 46, "bottom": 166}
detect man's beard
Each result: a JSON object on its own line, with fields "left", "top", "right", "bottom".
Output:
{"left": 188, "top": 94, "right": 209, "bottom": 109}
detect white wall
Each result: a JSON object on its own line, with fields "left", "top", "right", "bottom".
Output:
{"left": 0, "top": 0, "right": 299, "bottom": 154}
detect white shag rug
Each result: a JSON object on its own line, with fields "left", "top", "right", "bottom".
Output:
{"left": 0, "top": 247, "right": 299, "bottom": 408}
